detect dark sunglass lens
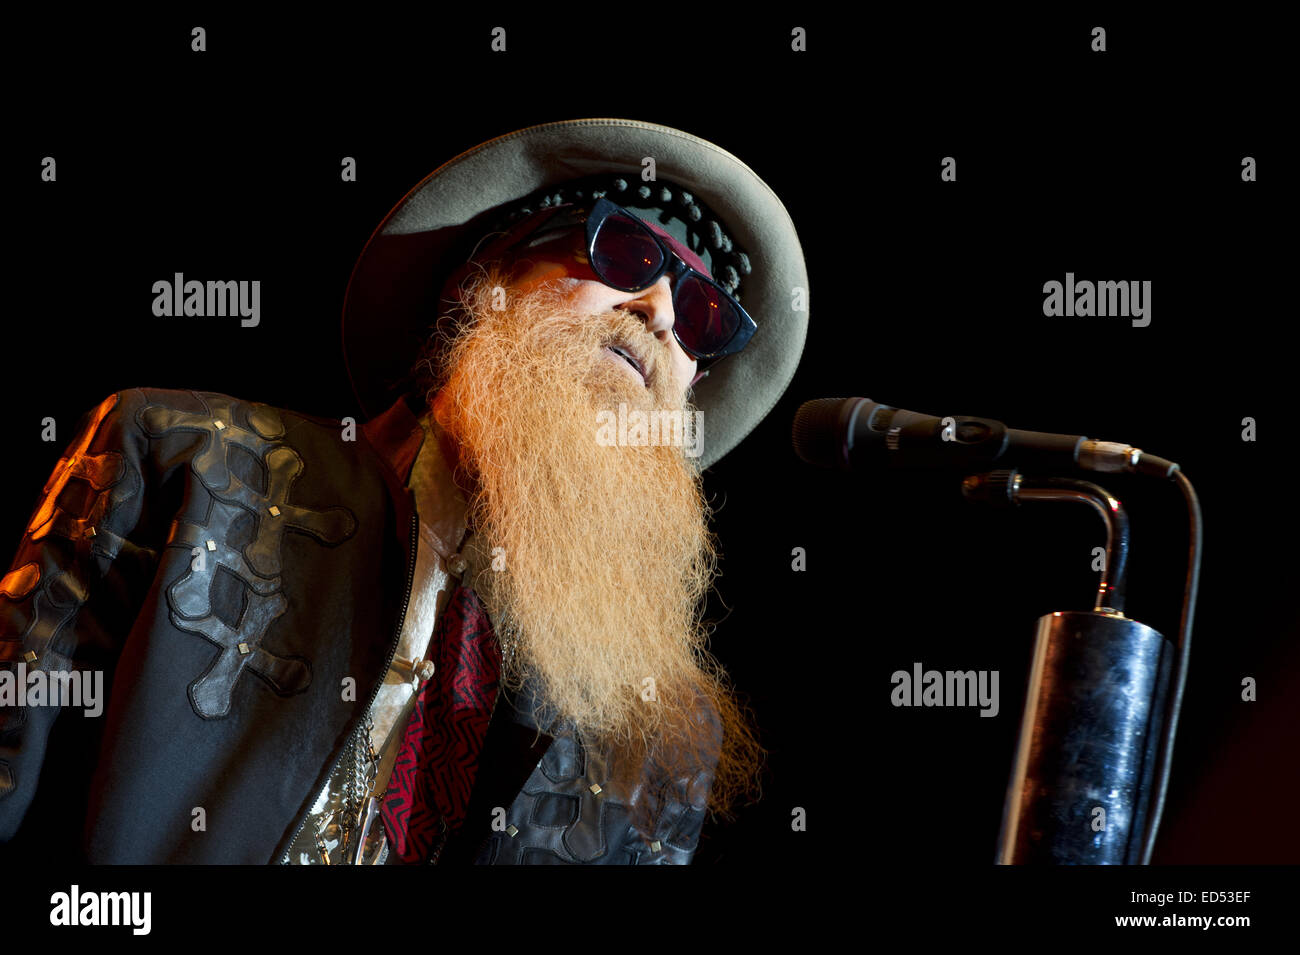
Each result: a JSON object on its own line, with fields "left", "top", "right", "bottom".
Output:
{"left": 674, "top": 277, "right": 740, "bottom": 356}
{"left": 592, "top": 213, "right": 664, "bottom": 289}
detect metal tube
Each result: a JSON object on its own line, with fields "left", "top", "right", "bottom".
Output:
{"left": 1017, "top": 477, "right": 1130, "bottom": 613}
{"left": 996, "top": 610, "right": 1174, "bottom": 864}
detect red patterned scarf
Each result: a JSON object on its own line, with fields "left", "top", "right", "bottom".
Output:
{"left": 381, "top": 584, "right": 501, "bottom": 863}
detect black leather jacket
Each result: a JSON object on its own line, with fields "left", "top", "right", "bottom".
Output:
{"left": 0, "top": 388, "right": 712, "bottom": 864}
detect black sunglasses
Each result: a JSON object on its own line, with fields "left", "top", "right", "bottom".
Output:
{"left": 513, "top": 197, "right": 757, "bottom": 369}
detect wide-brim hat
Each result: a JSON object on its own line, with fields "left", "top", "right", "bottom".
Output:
{"left": 341, "top": 118, "right": 808, "bottom": 470}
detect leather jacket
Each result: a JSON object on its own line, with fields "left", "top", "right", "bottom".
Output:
{"left": 0, "top": 387, "right": 713, "bottom": 864}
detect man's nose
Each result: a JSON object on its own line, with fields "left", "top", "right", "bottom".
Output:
{"left": 616, "top": 275, "right": 676, "bottom": 339}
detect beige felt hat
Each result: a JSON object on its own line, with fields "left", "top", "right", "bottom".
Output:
{"left": 341, "top": 118, "right": 809, "bottom": 469}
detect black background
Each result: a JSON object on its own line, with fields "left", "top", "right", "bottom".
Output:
{"left": 7, "top": 9, "right": 1296, "bottom": 938}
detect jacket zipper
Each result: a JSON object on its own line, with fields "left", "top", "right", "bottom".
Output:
{"left": 278, "top": 510, "right": 420, "bottom": 863}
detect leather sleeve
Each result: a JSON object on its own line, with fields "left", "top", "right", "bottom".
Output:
{"left": 0, "top": 391, "right": 156, "bottom": 844}
{"left": 637, "top": 701, "right": 719, "bottom": 866}
{"left": 473, "top": 702, "right": 721, "bottom": 865}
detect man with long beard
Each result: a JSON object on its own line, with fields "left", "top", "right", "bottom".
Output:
{"left": 422, "top": 260, "right": 753, "bottom": 856}
{"left": 0, "top": 119, "right": 808, "bottom": 865}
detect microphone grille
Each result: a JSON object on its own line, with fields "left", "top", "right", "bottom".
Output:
{"left": 791, "top": 398, "right": 854, "bottom": 468}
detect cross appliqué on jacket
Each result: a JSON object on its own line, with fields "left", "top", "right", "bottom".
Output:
{"left": 142, "top": 394, "right": 358, "bottom": 719}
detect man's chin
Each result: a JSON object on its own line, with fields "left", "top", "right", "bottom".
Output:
{"left": 589, "top": 360, "right": 684, "bottom": 417}
{"left": 586, "top": 369, "right": 656, "bottom": 416}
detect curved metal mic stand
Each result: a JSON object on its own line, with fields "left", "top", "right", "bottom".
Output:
{"left": 963, "top": 471, "right": 1179, "bottom": 864}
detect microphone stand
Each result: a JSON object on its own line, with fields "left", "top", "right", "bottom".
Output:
{"left": 963, "top": 470, "right": 1184, "bottom": 864}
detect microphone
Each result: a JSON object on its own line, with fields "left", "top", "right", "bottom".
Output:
{"left": 791, "top": 397, "right": 1179, "bottom": 478}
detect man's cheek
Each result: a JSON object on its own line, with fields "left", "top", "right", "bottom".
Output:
{"left": 507, "top": 266, "right": 577, "bottom": 299}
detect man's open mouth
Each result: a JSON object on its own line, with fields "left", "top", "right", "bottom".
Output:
{"left": 604, "top": 343, "right": 648, "bottom": 386}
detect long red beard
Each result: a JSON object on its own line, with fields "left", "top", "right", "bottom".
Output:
{"left": 422, "top": 267, "right": 761, "bottom": 826}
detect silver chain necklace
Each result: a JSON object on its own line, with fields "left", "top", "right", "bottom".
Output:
{"left": 313, "top": 711, "right": 379, "bottom": 864}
